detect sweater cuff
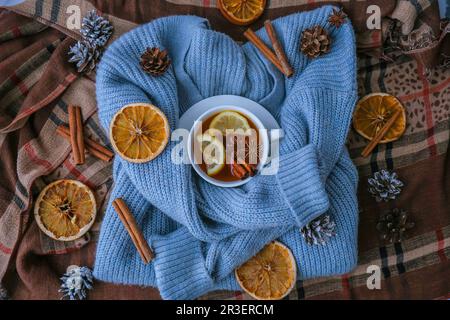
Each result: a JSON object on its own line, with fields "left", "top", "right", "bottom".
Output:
{"left": 277, "top": 144, "right": 329, "bottom": 227}
{"left": 151, "top": 228, "right": 214, "bottom": 300}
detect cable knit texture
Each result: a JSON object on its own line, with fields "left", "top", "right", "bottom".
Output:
{"left": 94, "top": 6, "right": 359, "bottom": 300}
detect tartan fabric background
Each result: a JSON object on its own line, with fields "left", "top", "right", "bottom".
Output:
{"left": 0, "top": 0, "right": 448, "bottom": 300}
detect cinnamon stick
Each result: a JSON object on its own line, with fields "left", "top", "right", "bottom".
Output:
{"left": 75, "top": 106, "right": 85, "bottom": 164}
{"left": 361, "top": 109, "right": 402, "bottom": 158}
{"left": 113, "top": 198, "right": 154, "bottom": 264}
{"left": 68, "top": 106, "right": 80, "bottom": 163}
{"left": 264, "top": 20, "right": 293, "bottom": 77}
{"left": 243, "top": 28, "right": 287, "bottom": 76}
{"left": 57, "top": 125, "right": 113, "bottom": 162}
{"left": 68, "top": 105, "right": 85, "bottom": 164}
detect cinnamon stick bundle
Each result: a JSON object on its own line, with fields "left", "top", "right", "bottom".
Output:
{"left": 112, "top": 198, "right": 154, "bottom": 264}
{"left": 361, "top": 109, "right": 402, "bottom": 158}
{"left": 244, "top": 22, "right": 294, "bottom": 78}
{"left": 56, "top": 125, "right": 113, "bottom": 162}
{"left": 244, "top": 28, "right": 286, "bottom": 76}
{"left": 68, "top": 105, "right": 85, "bottom": 165}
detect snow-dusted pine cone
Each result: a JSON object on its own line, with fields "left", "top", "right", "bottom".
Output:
{"left": 80, "top": 10, "right": 113, "bottom": 47}
{"left": 301, "top": 215, "right": 337, "bottom": 246}
{"left": 59, "top": 265, "right": 94, "bottom": 300}
{"left": 68, "top": 40, "right": 101, "bottom": 74}
{"left": 368, "top": 169, "right": 404, "bottom": 202}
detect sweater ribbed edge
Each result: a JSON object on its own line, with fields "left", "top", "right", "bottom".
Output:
{"left": 151, "top": 229, "right": 215, "bottom": 300}
{"left": 276, "top": 144, "right": 330, "bottom": 227}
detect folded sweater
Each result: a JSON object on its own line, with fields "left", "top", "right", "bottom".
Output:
{"left": 94, "top": 5, "right": 359, "bottom": 300}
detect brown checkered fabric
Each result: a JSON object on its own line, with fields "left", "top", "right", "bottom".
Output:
{"left": 0, "top": 0, "right": 448, "bottom": 300}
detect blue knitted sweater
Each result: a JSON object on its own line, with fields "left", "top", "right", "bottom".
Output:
{"left": 94, "top": 5, "right": 359, "bottom": 300}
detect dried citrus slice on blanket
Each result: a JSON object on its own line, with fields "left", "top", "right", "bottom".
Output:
{"left": 218, "top": 0, "right": 266, "bottom": 26}
{"left": 353, "top": 93, "right": 406, "bottom": 143}
{"left": 110, "top": 103, "right": 170, "bottom": 163}
{"left": 209, "top": 111, "right": 250, "bottom": 136}
{"left": 34, "top": 179, "right": 96, "bottom": 241}
{"left": 235, "top": 241, "right": 297, "bottom": 300}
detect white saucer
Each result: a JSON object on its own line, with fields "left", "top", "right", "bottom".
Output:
{"left": 178, "top": 95, "right": 281, "bottom": 132}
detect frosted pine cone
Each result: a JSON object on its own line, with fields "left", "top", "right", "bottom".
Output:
{"left": 68, "top": 40, "right": 101, "bottom": 74}
{"left": 368, "top": 169, "right": 404, "bottom": 202}
{"left": 301, "top": 215, "right": 336, "bottom": 246}
{"left": 80, "top": 10, "right": 113, "bottom": 47}
{"left": 59, "top": 265, "right": 94, "bottom": 300}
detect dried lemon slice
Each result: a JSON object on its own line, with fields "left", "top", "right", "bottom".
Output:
{"left": 218, "top": 0, "right": 266, "bottom": 26}
{"left": 209, "top": 111, "right": 250, "bottom": 136}
{"left": 235, "top": 241, "right": 297, "bottom": 300}
{"left": 110, "top": 103, "right": 170, "bottom": 163}
{"left": 34, "top": 179, "right": 96, "bottom": 241}
{"left": 353, "top": 93, "right": 406, "bottom": 143}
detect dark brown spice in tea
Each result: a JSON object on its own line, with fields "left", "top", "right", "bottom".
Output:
{"left": 198, "top": 111, "right": 261, "bottom": 182}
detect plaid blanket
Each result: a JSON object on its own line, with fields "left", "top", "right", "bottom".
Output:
{"left": 0, "top": 0, "right": 448, "bottom": 300}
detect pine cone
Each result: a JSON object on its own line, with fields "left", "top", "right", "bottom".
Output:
{"left": 328, "top": 8, "right": 347, "bottom": 28}
{"left": 140, "top": 47, "right": 171, "bottom": 76}
{"left": 68, "top": 40, "right": 101, "bottom": 74}
{"left": 59, "top": 265, "right": 94, "bottom": 300}
{"left": 368, "top": 169, "right": 403, "bottom": 202}
{"left": 80, "top": 10, "right": 113, "bottom": 47}
{"left": 301, "top": 215, "right": 336, "bottom": 246}
{"left": 300, "top": 25, "right": 331, "bottom": 58}
{"left": 0, "top": 283, "right": 8, "bottom": 300}
{"left": 377, "top": 208, "right": 415, "bottom": 243}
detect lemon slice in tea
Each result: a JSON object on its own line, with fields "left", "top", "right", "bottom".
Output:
{"left": 235, "top": 241, "right": 297, "bottom": 300}
{"left": 198, "top": 132, "right": 225, "bottom": 176}
{"left": 218, "top": 0, "right": 266, "bottom": 26}
{"left": 110, "top": 103, "right": 170, "bottom": 163}
{"left": 34, "top": 179, "right": 96, "bottom": 241}
{"left": 209, "top": 111, "right": 250, "bottom": 136}
{"left": 353, "top": 93, "right": 406, "bottom": 143}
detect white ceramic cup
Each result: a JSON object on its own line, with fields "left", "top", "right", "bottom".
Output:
{"left": 187, "top": 105, "right": 269, "bottom": 188}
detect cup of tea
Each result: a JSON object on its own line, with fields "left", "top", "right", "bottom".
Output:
{"left": 187, "top": 105, "right": 269, "bottom": 187}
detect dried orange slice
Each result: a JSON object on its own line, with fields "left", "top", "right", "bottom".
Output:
{"left": 34, "top": 179, "right": 96, "bottom": 241}
{"left": 235, "top": 241, "right": 297, "bottom": 300}
{"left": 110, "top": 103, "right": 170, "bottom": 163}
{"left": 353, "top": 93, "right": 406, "bottom": 143}
{"left": 218, "top": 0, "right": 266, "bottom": 26}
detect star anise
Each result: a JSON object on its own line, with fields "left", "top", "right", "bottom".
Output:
{"left": 328, "top": 8, "right": 347, "bottom": 28}
{"left": 228, "top": 134, "right": 260, "bottom": 180}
